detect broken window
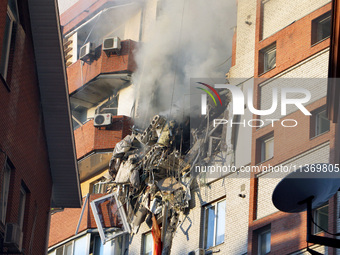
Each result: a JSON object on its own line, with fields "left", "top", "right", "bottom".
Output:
{"left": 92, "top": 178, "right": 109, "bottom": 194}
{"left": 90, "top": 193, "right": 130, "bottom": 245}
{"left": 0, "top": 0, "right": 18, "bottom": 80}
{"left": 203, "top": 199, "right": 226, "bottom": 249}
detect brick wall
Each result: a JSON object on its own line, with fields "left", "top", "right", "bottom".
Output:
{"left": 48, "top": 194, "right": 114, "bottom": 247}
{"left": 67, "top": 40, "right": 138, "bottom": 95}
{"left": 262, "top": 0, "right": 330, "bottom": 39}
{"left": 0, "top": 1, "right": 53, "bottom": 254}
{"left": 74, "top": 116, "right": 132, "bottom": 160}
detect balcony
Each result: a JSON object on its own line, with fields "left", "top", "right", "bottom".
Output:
{"left": 68, "top": 40, "right": 137, "bottom": 100}
{"left": 74, "top": 116, "right": 132, "bottom": 181}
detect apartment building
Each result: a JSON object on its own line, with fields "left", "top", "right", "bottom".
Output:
{"left": 239, "top": 0, "right": 334, "bottom": 254}
{"left": 0, "top": 0, "right": 81, "bottom": 254}
{"left": 49, "top": 0, "right": 338, "bottom": 254}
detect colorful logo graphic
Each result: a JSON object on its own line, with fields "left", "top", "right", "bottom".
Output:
{"left": 196, "top": 82, "right": 223, "bottom": 115}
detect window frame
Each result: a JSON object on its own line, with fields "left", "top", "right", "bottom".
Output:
{"left": 313, "top": 203, "right": 329, "bottom": 234}
{"left": 17, "top": 185, "right": 26, "bottom": 231}
{"left": 260, "top": 136, "right": 274, "bottom": 163}
{"left": 310, "top": 107, "right": 330, "bottom": 138}
{"left": 311, "top": 11, "right": 331, "bottom": 46}
{"left": 0, "top": 160, "right": 11, "bottom": 224}
{"left": 49, "top": 233, "right": 91, "bottom": 255}
{"left": 0, "top": 0, "right": 18, "bottom": 81}
{"left": 259, "top": 43, "right": 276, "bottom": 75}
{"left": 203, "top": 199, "right": 226, "bottom": 249}
{"left": 258, "top": 228, "right": 271, "bottom": 255}
{"left": 142, "top": 231, "right": 153, "bottom": 255}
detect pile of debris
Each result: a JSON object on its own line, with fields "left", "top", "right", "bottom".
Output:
{"left": 107, "top": 115, "right": 193, "bottom": 254}
{"left": 95, "top": 89, "right": 231, "bottom": 254}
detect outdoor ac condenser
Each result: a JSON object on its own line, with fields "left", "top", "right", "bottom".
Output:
{"left": 102, "top": 37, "right": 121, "bottom": 52}
{"left": 79, "top": 42, "right": 94, "bottom": 60}
{"left": 4, "top": 223, "right": 23, "bottom": 252}
{"left": 94, "top": 113, "right": 112, "bottom": 127}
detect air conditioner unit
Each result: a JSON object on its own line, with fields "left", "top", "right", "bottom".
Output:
{"left": 94, "top": 113, "right": 112, "bottom": 127}
{"left": 195, "top": 248, "right": 205, "bottom": 255}
{"left": 79, "top": 42, "right": 94, "bottom": 60}
{"left": 4, "top": 223, "right": 23, "bottom": 252}
{"left": 102, "top": 37, "right": 121, "bottom": 52}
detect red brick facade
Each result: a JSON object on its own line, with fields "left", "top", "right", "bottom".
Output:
{"left": 48, "top": 194, "right": 117, "bottom": 247}
{"left": 74, "top": 116, "right": 132, "bottom": 160}
{"left": 68, "top": 40, "right": 138, "bottom": 95}
{"left": 0, "top": 0, "right": 54, "bottom": 254}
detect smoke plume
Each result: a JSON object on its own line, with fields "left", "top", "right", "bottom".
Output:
{"left": 133, "top": 0, "right": 236, "bottom": 125}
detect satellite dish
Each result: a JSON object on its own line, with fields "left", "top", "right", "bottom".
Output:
{"left": 272, "top": 163, "right": 340, "bottom": 213}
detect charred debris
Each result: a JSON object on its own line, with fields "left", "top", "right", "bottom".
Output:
{"left": 92, "top": 91, "right": 231, "bottom": 254}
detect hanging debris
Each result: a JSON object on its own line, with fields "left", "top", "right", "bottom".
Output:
{"left": 91, "top": 88, "right": 233, "bottom": 254}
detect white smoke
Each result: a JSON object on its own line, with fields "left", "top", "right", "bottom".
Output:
{"left": 133, "top": 0, "right": 236, "bottom": 124}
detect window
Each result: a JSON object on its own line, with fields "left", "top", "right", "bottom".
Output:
{"left": 18, "top": 186, "right": 26, "bottom": 230}
{"left": 52, "top": 234, "right": 90, "bottom": 255}
{"left": 259, "top": 43, "right": 276, "bottom": 74}
{"left": 312, "top": 12, "right": 331, "bottom": 45}
{"left": 99, "top": 95, "right": 119, "bottom": 116}
{"left": 313, "top": 204, "right": 328, "bottom": 234}
{"left": 142, "top": 232, "right": 153, "bottom": 255}
{"left": 260, "top": 136, "right": 274, "bottom": 163}
{"left": 93, "top": 235, "right": 123, "bottom": 255}
{"left": 92, "top": 179, "right": 108, "bottom": 194}
{"left": 0, "top": 161, "right": 11, "bottom": 224}
{"left": 258, "top": 228, "right": 271, "bottom": 255}
{"left": 311, "top": 108, "right": 330, "bottom": 138}
{"left": 0, "top": 0, "right": 18, "bottom": 80}
{"left": 203, "top": 199, "right": 226, "bottom": 249}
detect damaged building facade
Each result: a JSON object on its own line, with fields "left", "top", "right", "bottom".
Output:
{"left": 48, "top": 0, "right": 339, "bottom": 254}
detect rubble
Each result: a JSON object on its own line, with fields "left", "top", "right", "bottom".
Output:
{"left": 90, "top": 88, "right": 232, "bottom": 255}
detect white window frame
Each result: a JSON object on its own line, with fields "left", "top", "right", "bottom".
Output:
{"left": 90, "top": 192, "right": 131, "bottom": 245}
{"left": 203, "top": 199, "right": 226, "bottom": 249}
{"left": 0, "top": 161, "right": 11, "bottom": 224}
{"left": 258, "top": 228, "right": 271, "bottom": 255}
{"left": 49, "top": 233, "right": 91, "bottom": 255}
{"left": 261, "top": 136, "right": 274, "bottom": 163}
{"left": 142, "top": 232, "right": 153, "bottom": 255}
